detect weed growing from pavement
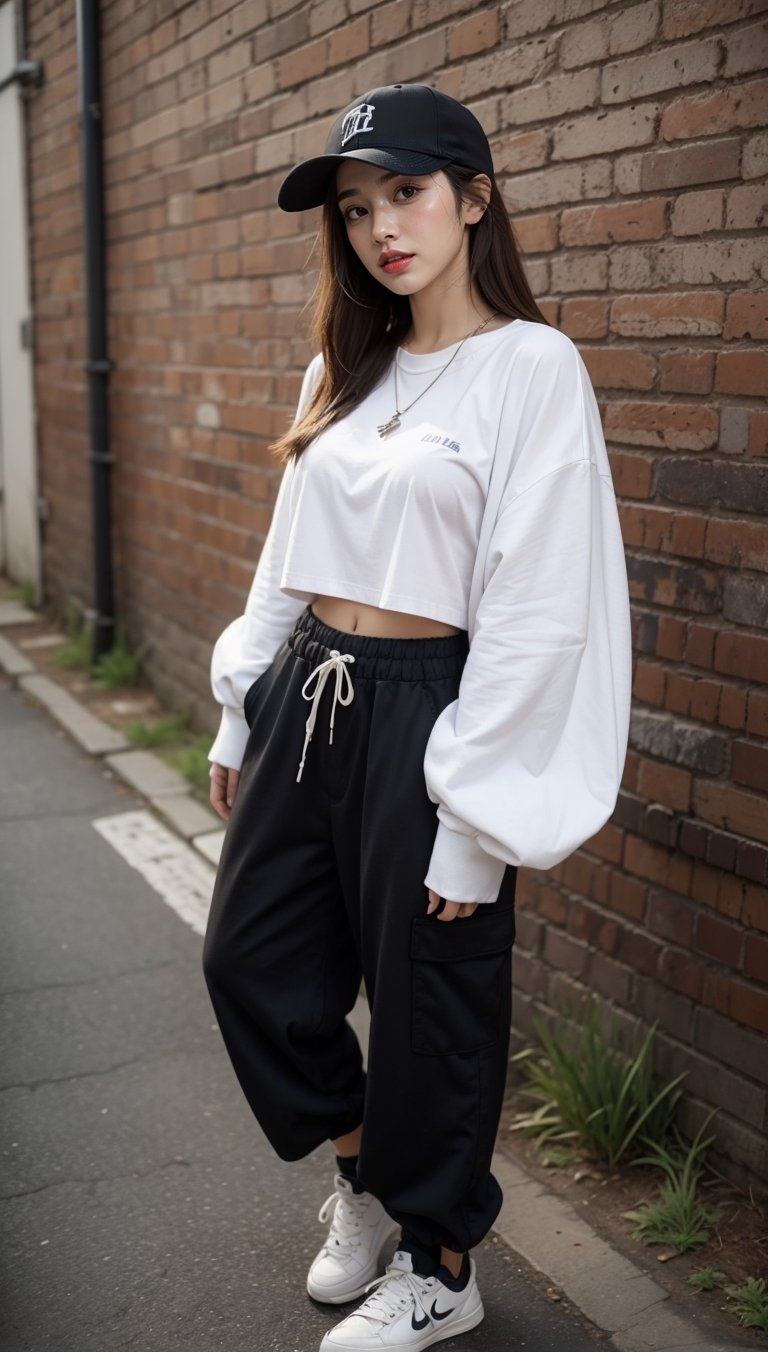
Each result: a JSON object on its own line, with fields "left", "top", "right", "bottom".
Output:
{"left": 126, "top": 713, "right": 190, "bottom": 746}
{"left": 91, "top": 625, "right": 147, "bottom": 689}
{"left": 727, "top": 1276, "right": 768, "bottom": 1331}
{"left": 170, "top": 734, "right": 215, "bottom": 795}
{"left": 53, "top": 600, "right": 93, "bottom": 669}
{"left": 509, "top": 994, "right": 684, "bottom": 1168}
{"left": 688, "top": 1266, "right": 727, "bottom": 1291}
{"left": 624, "top": 1112, "right": 720, "bottom": 1253}
{"left": 8, "top": 581, "right": 41, "bottom": 610}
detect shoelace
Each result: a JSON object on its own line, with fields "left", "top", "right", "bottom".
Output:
{"left": 296, "top": 650, "right": 356, "bottom": 783}
{"left": 356, "top": 1265, "right": 436, "bottom": 1326}
{"left": 316, "top": 1186, "right": 370, "bottom": 1258}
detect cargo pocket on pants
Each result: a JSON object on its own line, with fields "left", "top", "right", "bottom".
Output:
{"left": 410, "top": 906, "right": 516, "bottom": 1057}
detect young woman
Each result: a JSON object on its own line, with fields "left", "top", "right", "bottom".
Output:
{"left": 203, "top": 83, "right": 632, "bottom": 1351}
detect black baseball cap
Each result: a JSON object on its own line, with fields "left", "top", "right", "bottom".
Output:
{"left": 277, "top": 83, "right": 494, "bottom": 212}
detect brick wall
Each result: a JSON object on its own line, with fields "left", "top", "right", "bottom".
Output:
{"left": 23, "top": 0, "right": 768, "bottom": 1190}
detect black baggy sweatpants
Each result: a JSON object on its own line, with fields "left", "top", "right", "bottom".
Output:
{"left": 202, "top": 603, "right": 518, "bottom": 1255}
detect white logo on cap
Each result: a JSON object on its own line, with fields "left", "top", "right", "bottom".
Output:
{"left": 341, "top": 102, "right": 375, "bottom": 145}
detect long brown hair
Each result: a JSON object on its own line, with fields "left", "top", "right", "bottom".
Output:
{"left": 269, "top": 162, "right": 552, "bottom": 466}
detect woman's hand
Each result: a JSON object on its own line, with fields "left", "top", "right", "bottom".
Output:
{"left": 209, "top": 762, "right": 240, "bottom": 822}
{"left": 426, "top": 889, "right": 479, "bottom": 922}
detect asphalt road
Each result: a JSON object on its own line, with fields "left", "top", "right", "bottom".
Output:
{"left": 0, "top": 679, "right": 606, "bottom": 1351}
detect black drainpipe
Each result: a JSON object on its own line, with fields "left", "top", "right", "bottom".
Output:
{"left": 75, "top": 0, "right": 114, "bottom": 661}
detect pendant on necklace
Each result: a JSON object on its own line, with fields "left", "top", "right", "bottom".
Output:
{"left": 377, "top": 413, "right": 401, "bottom": 438}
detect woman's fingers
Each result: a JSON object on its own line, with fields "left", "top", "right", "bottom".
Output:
{"left": 426, "top": 890, "right": 480, "bottom": 922}
{"left": 209, "top": 763, "right": 240, "bottom": 821}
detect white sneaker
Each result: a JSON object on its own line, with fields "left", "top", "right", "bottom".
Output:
{"left": 307, "top": 1173, "right": 399, "bottom": 1304}
{"left": 319, "top": 1248, "right": 484, "bottom": 1350}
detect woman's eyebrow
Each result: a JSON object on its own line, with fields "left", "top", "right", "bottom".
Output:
{"left": 337, "top": 171, "right": 404, "bottom": 204}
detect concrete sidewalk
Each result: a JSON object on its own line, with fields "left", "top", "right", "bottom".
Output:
{"left": 0, "top": 601, "right": 748, "bottom": 1351}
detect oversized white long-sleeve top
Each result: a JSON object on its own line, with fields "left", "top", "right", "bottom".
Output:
{"left": 208, "top": 319, "right": 632, "bottom": 904}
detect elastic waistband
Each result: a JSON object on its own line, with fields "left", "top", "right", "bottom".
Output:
{"left": 288, "top": 604, "right": 469, "bottom": 682}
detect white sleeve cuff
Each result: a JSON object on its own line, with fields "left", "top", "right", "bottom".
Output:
{"left": 423, "top": 819, "right": 508, "bottom": 905}
{"left": 207, "top": 706, "right": 250, "bottom": 772}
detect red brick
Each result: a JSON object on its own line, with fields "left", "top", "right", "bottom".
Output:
{"left": 561, "top": 298, "right": 609, "bottom": 338}
{"left": 641, "top": 138, "right": 741, "bottom": 190}
{"left": 690, "top": 679, "right": 721, "bottom": 724}
{"left": 670, "top": 189, "right": 724, "bottom": 237}
{"left": 611, "top": 292, "right": 724, "bottom": 339}
{"left": 716, "top": 350, "right": 768, "bottom": 397}
{"left": 715, "top": 632, "right": 768, "bottom": 684}
{"left": 705, "top": 517, "right": 768, "bottom": 572}
{"left": 633, "top": 659, "right": 666, "bottom": 705}
{"left": 657, "top": 616, "right": 687, "bottom": 660}
{"left": 744, "top": 933, "right": 768, "bottom": 981}
{"left": 603, "top": 401, "right": 718, "bottom": 451}
{"left": 607, "top": 870, "right": 648, "bottom": 922}
{"left": 665, "top": 672, "right": 694, "bottom": 715}
{"left": 658, "top": 945, "right": 704, "bottom": 999}
{"left": 747, "top": 691, "right": 768, "bottom": 739}
{"left": 718, "top": 684, "right": 748, "bottom": 731}
{"left": 637, "top": 758, "right": 692, "bottom": 813}
{"left": 706, "top": 976, "right": 768, "bottom": 1036}
{"left": 690, "top": 861, "right": 722, "bottom": 910}
{"left": 724, "top": 291, "right": 768, "bottom": 340}
{"left": 618, "top": 927, "right": 662, "bottom": 978}
{"left": 692, "top": 780, "right": 768, "bottom": 847}
{"left": 537, "top": 886, "right": 568, "bottom": 927}
{"left": 610, "top": 452, "right": 654, "bottom": 499}
{"left": 716, "top": 873, "right": 747, "bottom": 923}
{"left": 732, "top": 740, "right": 768, "bottom": 793}
{"left": 582, "top": 348, "right": 657, "bottom": 391}
{"left": 544, "top": 928, "right": 590, "bottom": 978}
{"left": 328, "top": 14, "right": 370, "bottom": 65}
{"left": 447, "top": 8, "right": 498, "bottom": 59}
{"left": 623, "top": 837, "right": 692, "bottom": 894}
{"left": 662, "top": 76, "right": 768, "bottom": 141}
{"left": 695, "top": 914, "right": 744, "bottom": 968}
{"left": 659, "top": 350, "right": 716, "bottom": 395}
{"left": 586, "top": 822, "right": 624, "bottom": 865}
{"left": 748, "top": 412, "right": 768, "bottom": 458}
{"left": 685, "top": 623, "right": 718, "bottom": 669}
{"left": 742, "top": 883, "right": 768, "bottom": 934}
{"left": 664, "top": 1, "right": 768, "bottom": 40}
{"left": 562, "top": 198, "right": 666, "bottom": 246}
{"left": 648, "top": 892, "right": 695, "bottom": 946}
{"left": 514, "top": 212, "right": 559, "bottom": 253}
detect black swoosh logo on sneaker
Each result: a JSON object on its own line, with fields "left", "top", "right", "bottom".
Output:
{"left": 411, "top": 1310, "right": 430, "bottom": 1330}
{"left": 431, "top": 1300, "right": 456, "bottom": 1320}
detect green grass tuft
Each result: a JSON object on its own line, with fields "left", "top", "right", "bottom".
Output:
{"left": 624, "top": 1112, "right": 719, "bottom": 1253}
{"left": 91, "top": 638, "right": 146, "bottom": 689}
{"left": 509, "top": 994, "right": 684, "bottom": 1168}
{"left": 125, "top": 714, "right": 190, "bottom": 747}
{"left": 727, "top": 1277, "right": 768, "bottom": 1332}
{"left": 688, "top": 1267, "right": 727, "bottom": 1292}
{"left": 170, "top": 735, "right": 214, "bottom": 795}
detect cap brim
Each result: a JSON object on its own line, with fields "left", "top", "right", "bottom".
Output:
{"left": 277, "top": 148, "right": 451, "bottom": 212}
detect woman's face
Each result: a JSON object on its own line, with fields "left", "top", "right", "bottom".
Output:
{"left": 334, "top": 161, "right": 487, "bottom": 296}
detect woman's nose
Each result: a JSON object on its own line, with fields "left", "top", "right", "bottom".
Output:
{"left": 370, "top": 207, "right": 398, "bottom": 241}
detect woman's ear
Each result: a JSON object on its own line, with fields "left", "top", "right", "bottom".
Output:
{"left": 464, "top": 173, "right": 492, "bottom": 225}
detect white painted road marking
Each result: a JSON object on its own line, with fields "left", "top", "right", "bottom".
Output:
{"left": 92, "top": 809, "right": 217, "bottom": 936}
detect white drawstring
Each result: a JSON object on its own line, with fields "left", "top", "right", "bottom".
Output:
{"left": 296, "top": 649, "right": 356, "bottom": 782}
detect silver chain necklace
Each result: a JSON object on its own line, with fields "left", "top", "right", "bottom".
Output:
{"left": 376, "top": 311, "right": 502, "bottom": 438}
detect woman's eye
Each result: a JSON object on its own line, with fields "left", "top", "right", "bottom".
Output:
{"left": 344, "top": 183, "right": 420, "bottom": 222}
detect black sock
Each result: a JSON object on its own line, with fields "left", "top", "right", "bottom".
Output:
{"left": 335, "top": 1153, "right": 365, "bottom": 1194}
{"left": 399, "top": 1230, "right": 440, "bottom": 1278}
{"left": 436, "top": 1252, "right": 470, "bottom": 1290}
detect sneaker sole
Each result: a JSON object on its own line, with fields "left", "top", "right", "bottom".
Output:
{"left": 319, "top": 1297, "right": 484, "bottom": 1351}
{"left": 306, "top": 1221, "right": 400, "bottom": 1305}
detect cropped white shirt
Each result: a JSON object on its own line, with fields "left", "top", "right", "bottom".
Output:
{"left": 208, "top": 319, "right": 632, "bottom": 905}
